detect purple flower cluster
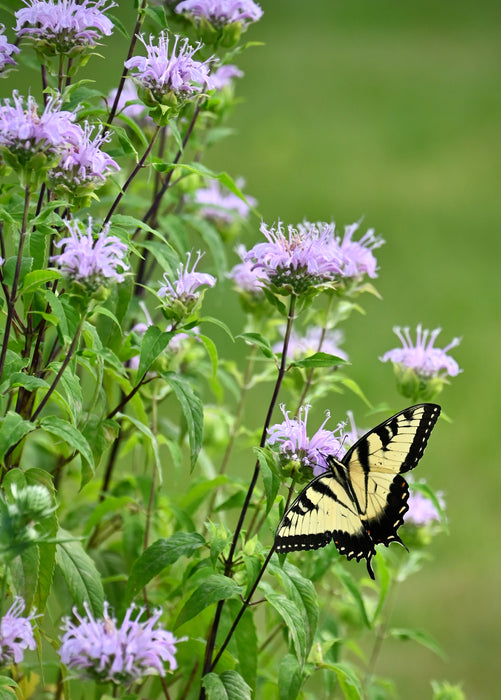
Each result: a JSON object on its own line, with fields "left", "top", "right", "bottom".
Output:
{"left": 0, "top": 92, "right": 81, "bottom": 167}
{"left": 15, "top": 0, "right": 116, "bottom": 53}
{"left": 51, "top": 217, "right": 129, "bottom": 286}
{"left": 273, "top": 326, "right": 348, "bottom": 362}
{"left": 158, "top": 251, "right": 216, "bottom": 301}
{"left": 59, "top": 601, "right": 182, "bottom": 683}
{"left": 175, "top": 0, "right": 263, "bottom": 27}
{"left": 228, "top": 244, "right": 266, "bottom": 294}
{"left": 48, "top": 122, "right": 119, "bottom": 194}
{"left": 210, "top": 64, "right": 243, "bottom": 90}
{"left": 0, "top": 25, "right": 20, "bottom": 73}
{"left": 406, "top": 489, "right": 444, "bottom": 526}
{"left": 268, "top": 404, "right": 346, "bottom": 477}
{"left": 195, "top": 179, "right": 256, "bottom": 225}
{"left": 0, "top": 598, "right": 37, "bottom": 666}
{"left": 380, "top": 325, "right": 461, "bottom": 379}
{"left": 125, "top": 32, "right": 213, "bottom": 104}
{"left": 244, "top": 220, "right": 383, "bottom": 295}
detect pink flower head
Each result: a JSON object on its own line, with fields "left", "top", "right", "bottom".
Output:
{"left": 125, "top": 32, "right": 213, "bottom": 101}
{"left": 0, "top": 25, "right": 20, "bottom": 72}
{"left": 58, "top": 601, "right": 183, "bottom": 683}
{"left": 49, "top": 121, "right": 119, "bottom": 191}
{"left": 245, "top": 220, "right": 343, "bottom": 293}
{"left": 158, "top": 251, "right": 216, "bottom": 300}
{"left": 267, "top": 404, "right": 345, "bottom": 477}
{"left": 0, "top": 91, "right": 81, "bottom": 162}
{"left": 51, "top": 217, "right": 129, "bottom": 285}
{"left": 336, "top": 220, "right": 384, "bottom": 279}
{"left": 210, "top": 64, "right": 243, "bottom": 90}
{"left": 273, "top": 326, "right": 348, "bottom": 362}
{"left": 194, "top": 178, "right": 256, "bottom": 224}
{"left": 406, "top": 489, "right": 445, "bottom": 526}
{"left": 228, "top": 244, "right": 267, "bottom": 293}
{"left": 15, "top": 0, "right": 116, "bottom": 52}
{"left": 0, "top": 598, "right": 37, "bottom": 665}
{"left": 175, "top": 0, "right": 263, "bottom": 27}
{"left": 380, "top": 325, "right": 462, "bottom": 379}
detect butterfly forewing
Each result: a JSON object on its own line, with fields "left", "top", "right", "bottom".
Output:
{"left": 274, "top": 403, "right": 441, "bottom": 579}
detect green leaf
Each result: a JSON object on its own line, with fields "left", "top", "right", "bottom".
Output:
{"left": 163, "top": 372, "right": 203, "bottom": 469}
{"left": 255, "top": 446, "right": 280, "bottom": 514}
{"left": 138, "top": 326, "right": 174, "bottom": 379}
{"left": 389, "top": 627, "right": 445, "bottom": 658}
{"left": 124, "top": 533, "right": 205, "bottom": 605}
{"left": 0, "top": 412, "right": 37, "bottom": 461}
{"left": 334, "top": 564, "right": 371, "bottom": 629}
{"left": 40, "top": 416, "right": 94, "bottom": 470}
{"left": 2, "top": 373, "right": 49, "bottom": 393}
{"left": 237, "top": 332, "right": 275, "bottom": 359}
{"left": 186, "top": 215, "right": 227, "bottom": 277}
{"left": 9, "top": 544, "right": 39, "bottom": 610}
{"left": 120, "top": 414, "right": 161, "bottom": 478}
{"left": 175, "top": 574, "right": 242, "bottom": 629}
{"left": 262, "top": 590, "right": 308, "bottom": 666}
{"left": 339, "top": 377, "right": 372, "bottom": 408}
{"left": 0, "top": 686, "right": 16, "bottom": 700}
{"left": 228, "top": 599, "right": 257, "bottom": 691}
{"left": 202, "top": 671, "right": 252, "bottom": 700}
{"left": 55, "top": 531, "right": 104, "bottom": 616}
{"left": 325, "top": 662, "right": 363, "bottom": 699}
{"left": 279, "top": 654, "right": 303, "bottom": 700}
{"left": 20, "top": 269, "right": 62, "bottom": 296}
{"left": 291, "top": 352, "right": 348, "bottom": 368}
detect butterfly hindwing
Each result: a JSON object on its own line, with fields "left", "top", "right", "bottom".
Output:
{"left": 274, "top": 403, "right": 441, "bottom": 579}
{"left": 275, "top": 473, "right": 377, "bottom": 573}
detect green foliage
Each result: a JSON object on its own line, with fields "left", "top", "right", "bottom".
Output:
{"left": 0, "top": 1, "right": 466, "bottom": 699}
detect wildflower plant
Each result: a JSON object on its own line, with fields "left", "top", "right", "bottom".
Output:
{"left": 0, "top": 3, "right": 463, "bottom": 700}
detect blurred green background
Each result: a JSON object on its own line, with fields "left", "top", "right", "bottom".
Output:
{"left": 2, "top": 0, "right": 499, "bottom": 697}
{"left": 209, "top": 1, "right": 499, "bottom": 697}
{"left": 203, "top": 1, "right": 500, "bottom": 698}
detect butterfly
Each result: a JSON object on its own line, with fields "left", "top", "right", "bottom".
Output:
{"left": 274, "top": 403, "right": 441, "bottom": 579}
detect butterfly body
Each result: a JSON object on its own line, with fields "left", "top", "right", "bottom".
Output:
{"left": 275, "top": 403, "right": 441, "bottom": 579}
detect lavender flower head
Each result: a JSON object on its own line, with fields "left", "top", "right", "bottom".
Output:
{"left": 245, "top": 220, "right": 343, "bottom": 295}
{"left": 0, "top": 92, "right": 81, "bottom": 172}
{"left": 336, "top": 220, "right": 384, "bottom": 279}
{"left": 125, "top": 32, "right": 213, "bottom": 107}
{"left": 0, "top": 25, "right": 20, "bottom": 73}
{"left": 15, "top": 0, "right": 116, "bottom": 54}
{"left": 194, "top": 178, "right": 256, "bottom": 225}
{"left": 380, "top": 325, "right": 462, "bottom": 379}
{"left": 48, "top": 122, "right": 119, "bottom": 195}
{"left": 228, "top": 244, "right": 267, "bottom": 294}
{"left": 273, "top": 326, "right": 348, "bottom": 362}
{"left": 267, "top": 404, "right": 345, "bottom": 477}
{"left": 51, "top": 217, "right": 129, "bottom": 287}
{"left": 158, "top": 251, "right": 216, "bottom": 301}
{"left": 59, "top": 601, "right": 182, "bottom": 683}
{"left": 210, "top": 64, "right": 243, "bottom": 90}
{"left": 406, "top": 489, "right": 444, "bottom": 526}
{"left": 0, "top": 598, "right": 37, "bottom": 666}
{"left": 176, "top": 0, "right": 263, "bottom": 27}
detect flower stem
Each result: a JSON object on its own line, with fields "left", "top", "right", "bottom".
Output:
{"left": 30, "top": 313, "right": 86, "bottom": 422}
{"left": 0, "top": 186, "right": 31, "bottom": 381}
{"left": 103, "top": 124, "right": 161, "bottom": 226}
{"left": 201, "top": 295, "right": 297, "bottom": 684}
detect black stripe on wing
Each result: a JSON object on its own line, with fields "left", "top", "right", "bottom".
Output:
{"left": 362, "top": 473, "right": 409, "bottom": 548}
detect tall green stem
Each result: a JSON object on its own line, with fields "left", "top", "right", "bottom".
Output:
{"left": 0, "top": 186, "right": 31, "bottom": 380}
{"left": 200, "top": 295, "right": 297, "bottom": 689}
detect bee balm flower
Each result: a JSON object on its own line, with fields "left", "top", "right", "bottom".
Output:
{"left": 0, "top": 598, "right": 37, "bottom": 666}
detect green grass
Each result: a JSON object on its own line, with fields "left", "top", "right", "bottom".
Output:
{"left": 206, "top": 1, "right": 500, "bottom": 697}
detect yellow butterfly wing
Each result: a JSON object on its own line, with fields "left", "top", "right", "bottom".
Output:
{"left": 274, "top": 404, "right": 441, "bottom": 579}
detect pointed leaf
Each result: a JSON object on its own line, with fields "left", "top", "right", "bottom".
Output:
{"left": 228, "top": 599, "right": 257, "bottom": 691}
{"left": 40, "top": 416, "right": 94, "bottom": 471}
{"left": 291, "top": 352, "right": 347, "bottom": 368}
{"left": 262, "top": 589, "right": 308, "bottom": 665}
{"left": 124, "top": 533, "right": 205, "bottom": 605}
{"left": 389, "top": 627, "right": 445, "bottom": 658}
{"left": 138, "top": 326, "right": 174, "bottom": 378}
{"left": 0, "top": 412, "right": 37, "bottom": 461}
{"left": 202, "top": 671, "right": 251, "bottom": 700}
{"left": 163, "top": 372, "right": 203, "bottom": 468}
{"left": 55, "top": 532, "right": 104, "bottom": 616}
{"left": 237, "top": 332, "right": 275, "bottom": 359}
{"left": 279, "top": 654, "right": 303, "bottom": 700}
{"left": 175, "top": 574, "right": 242, "bottom": 629}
